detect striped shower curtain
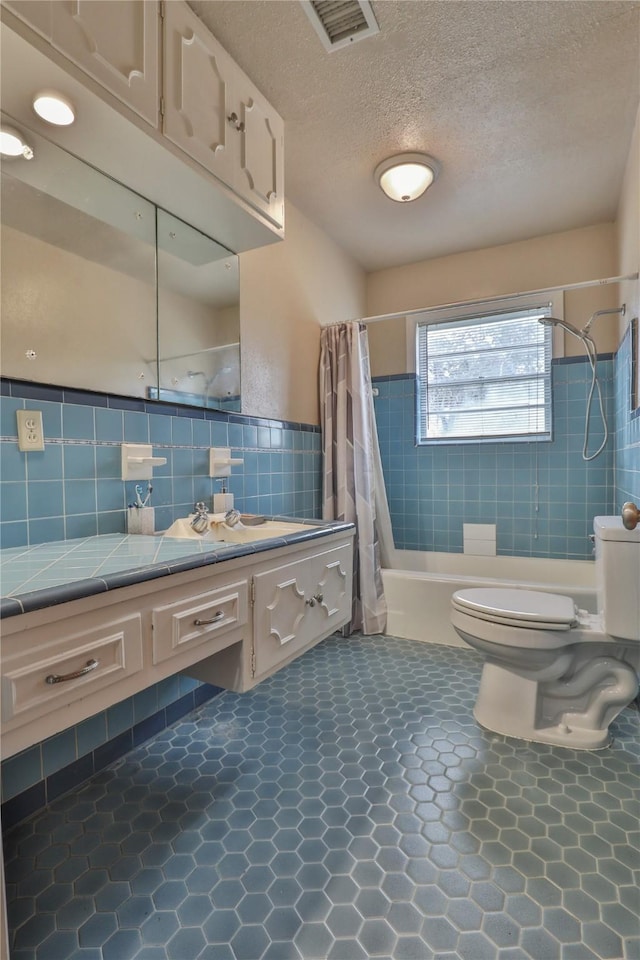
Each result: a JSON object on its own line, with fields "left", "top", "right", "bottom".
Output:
{"left": 319, "top": 321, "right": 393, "bottom": 634}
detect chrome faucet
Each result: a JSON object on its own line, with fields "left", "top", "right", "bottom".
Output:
{"left": 224, "top": 508, "right": 241, "bottom": 527}
{"left": 191, "top": 502, "right": 210, "bottom": 534}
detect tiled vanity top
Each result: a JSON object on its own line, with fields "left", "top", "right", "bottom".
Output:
{"left": 0, "top": 520, "right": 354, "bottom": 619}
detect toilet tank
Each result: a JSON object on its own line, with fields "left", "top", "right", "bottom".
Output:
{"left": 594, "top": 516, "right": 640, "bottom": 641}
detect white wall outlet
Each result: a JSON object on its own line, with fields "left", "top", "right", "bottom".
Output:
{"left": 16, "top": 410, "right": 45, "bottom": 451}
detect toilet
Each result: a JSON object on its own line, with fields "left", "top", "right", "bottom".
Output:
{"left": 451, "top": 516, "right": 640, "bottom": 749}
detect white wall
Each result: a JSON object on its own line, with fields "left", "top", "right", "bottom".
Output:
{"left": 239, "top": 201, "right": 366, "bottom": 425}
{"left": 615, "top": 104, "right": 640, "bottom": 328}
{"left": 365, "top": 223, "right": 619, "bottom": 377}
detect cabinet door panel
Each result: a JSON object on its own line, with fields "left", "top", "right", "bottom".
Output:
{"left": 238, "top": 89, "right": 284, "bottom": 227}
{"left": 152, "top": 580, "right": 248, "bottom": 664}
{"left": 253, "top": 543, "right": 352, "bottom": 678}
{"left": 162, "top": 0, "right": 234, "bottom": 184}
{"left": 51, "top": 0, "right": 159, "bottom": 125}
{"left": 1, "top": 614, "right": 143, "bottom": 724}
{"left": 2, "top": 1, "right": 53, "bottom": 39}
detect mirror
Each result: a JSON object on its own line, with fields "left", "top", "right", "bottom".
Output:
{"left": 0, "top": 120, "right": 240, "bottom": 410}
{"left": 154, "top": 211, "right": 240, "bottom": 412}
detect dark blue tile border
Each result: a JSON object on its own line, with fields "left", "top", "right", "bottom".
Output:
{"left": 1, "top": 781, "right": 46, "bottom": 831}
{"left": 2, "top": 377, "right": 321, "bottom": 434}
{"left": 1, "top": 683, "right": 223, "bottom": 830}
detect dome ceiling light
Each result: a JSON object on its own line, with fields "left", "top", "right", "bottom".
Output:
{"left": 375, "top": 152, "right": 441, "bottom": 202}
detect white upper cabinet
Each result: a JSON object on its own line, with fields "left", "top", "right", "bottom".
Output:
{"left": 1, "top": 1, "right": 53, "bottom": 39}
{"left": 162, "top": 0, "right": 284, "bottom": 229}
{"left": 50, "top": 0, "right": 160, "bottom": 126}
{"left": 3, "top": 0, "right": 160, "bottom": 125}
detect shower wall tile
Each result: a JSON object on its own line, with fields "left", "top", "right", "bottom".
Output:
{"left": 374, "top": 357, "right": 616, "bottom": 560}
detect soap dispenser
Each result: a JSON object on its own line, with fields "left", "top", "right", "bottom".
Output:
{"left": 213, "top": 479, "right": 234, "bottom": 514}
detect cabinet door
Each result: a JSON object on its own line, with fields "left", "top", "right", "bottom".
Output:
{"left": 236, "top": 77, "right": 284, "bottom": 228}
{"left": 51, "top": 0, "right": 160, "bottom": 126}
{"left": 162, "top": 0, "right": 236, "bottom": 186}
{"left": 252, "top": 543, "right": 352, "bottom": 678}
{"left": 1, "top": 1, "right": 53, "bottom": 39}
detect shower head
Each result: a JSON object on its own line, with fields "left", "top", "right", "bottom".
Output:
{"left": 537, "top": 316, "right": 583, "bottom": 338}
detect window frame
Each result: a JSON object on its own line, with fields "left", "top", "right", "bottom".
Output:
{"left": 409, "top": 293, "right": 564, "bottom": 446}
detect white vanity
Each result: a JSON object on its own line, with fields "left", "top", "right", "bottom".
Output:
{"left": 1, "top": 522, "right": 354, "bottom": 760}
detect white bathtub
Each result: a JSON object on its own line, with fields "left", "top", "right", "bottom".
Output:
{"left": 382, "top": 549, "right": 597, "bottom": 647}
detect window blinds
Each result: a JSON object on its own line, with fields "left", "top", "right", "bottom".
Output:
{"left": 416, "top": 306, "right": 553, "bottom": 443}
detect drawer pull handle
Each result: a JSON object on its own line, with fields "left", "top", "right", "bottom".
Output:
{"left": 305, "top": 594, "right": 324, "bottom": 607}
{"left": 46, "top": 659, "right": 99, "bottom": 685}
{"left": 227, "top": 112, "right": 245, "bottom": 132}
{"left": 194, "top": 611, "right": 225, "bottom": 626}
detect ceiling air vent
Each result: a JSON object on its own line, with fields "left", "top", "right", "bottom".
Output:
{"left": 300, "top": 1, "right": 380, "bottom": 53}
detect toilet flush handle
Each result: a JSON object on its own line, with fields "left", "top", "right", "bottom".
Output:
{"left": 621, "top": 502, "right": 639, "bottom": 530}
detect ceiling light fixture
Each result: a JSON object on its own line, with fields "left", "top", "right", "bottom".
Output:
{"left": 0, "top": 124, "right": 34, "bottom": 159}
{"left": 375, "top": 152, "right": 441, "bottom": 202}
{"left": 32, "top": 90, "right": 75, "bottom": 126}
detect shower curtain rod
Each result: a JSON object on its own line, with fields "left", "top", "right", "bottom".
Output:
{"left": 358, "top": 272, "right": 638, "bottom": 325}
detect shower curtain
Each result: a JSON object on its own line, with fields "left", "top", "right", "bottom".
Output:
{"left": 319, "top": 321, "right": 394, "bottom": 634}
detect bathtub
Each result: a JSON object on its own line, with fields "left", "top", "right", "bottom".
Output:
{"left": 382, "top": 549, "right": 597, "bottom": 647}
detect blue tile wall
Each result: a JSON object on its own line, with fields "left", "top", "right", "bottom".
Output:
{"left": 0, "top": 380, "right": 322, "bottom": 820}
{"left": 374, "top": 357, "right": 617, "bottom": 560}
{"left": 614, "top": 325, "right": 640, "bottom": 507}
{"left": 0, "top": 380, "right": 322, "bottom": 549}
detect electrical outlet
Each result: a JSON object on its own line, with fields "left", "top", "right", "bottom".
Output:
{"left": 16, "top": 410, "right": 45, "bottom": 451}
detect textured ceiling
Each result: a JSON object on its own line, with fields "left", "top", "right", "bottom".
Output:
{"left": 189, "top": 0, "right": 640, "bottom": 272}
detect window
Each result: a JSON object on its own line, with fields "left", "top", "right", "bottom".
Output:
{"left": 416, "top": 304, "right": 553, "bottom": 444}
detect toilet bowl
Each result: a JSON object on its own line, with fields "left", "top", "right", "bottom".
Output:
{"left": 451, "top": 517, "right": 640, "bottom": 749}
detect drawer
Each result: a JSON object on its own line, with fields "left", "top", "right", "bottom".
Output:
{"left": 152, "top": 579, "right": 248, "bottom": 664}
{"left": 1, "top": 614, "right": 143, "bottom": 724}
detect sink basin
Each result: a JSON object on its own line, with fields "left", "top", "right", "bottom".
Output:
{"left": 163, "top": 517, "right": 313, "bottom": 544}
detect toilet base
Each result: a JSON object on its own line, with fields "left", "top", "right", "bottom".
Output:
{"left": 474, "top": 661, "right": 620, "bottom": 750}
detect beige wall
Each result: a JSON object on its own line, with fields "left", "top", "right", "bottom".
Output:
{"left": 365, "top": 223, "right": 619, "bottom": 377}
{"left": 239, "top": 201, "right": 366, "bottom": 425}
{"left": 615, "top": 104, "right": 640, "bottom": 334}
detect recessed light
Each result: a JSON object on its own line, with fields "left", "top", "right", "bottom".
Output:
{"left": 33, "top": 91, "right": 75, "bottom": 126}
{"left": 0, "top": 124, "right": 34, "bottom": 159}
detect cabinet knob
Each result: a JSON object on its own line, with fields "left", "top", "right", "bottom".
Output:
{"left": 305, "top": 593, "right": 324, "bottom": 608}
{"left": 227, "top": 112, "right": 245, "bottom": 132}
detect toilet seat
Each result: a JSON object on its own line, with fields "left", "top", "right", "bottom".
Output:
{"left": 452, "top": 588, "right": 577, "bottom": 631}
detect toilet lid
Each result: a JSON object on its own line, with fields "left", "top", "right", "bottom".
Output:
{"left": 452, "top": 588, "right": 577, "bottom": 629}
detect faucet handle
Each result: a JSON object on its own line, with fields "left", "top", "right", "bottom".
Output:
{"left": 194, "top": 501, "right": 208, "bottom": 515}
{"left": 621, "top": 502, "right": 639, "bottom": 530}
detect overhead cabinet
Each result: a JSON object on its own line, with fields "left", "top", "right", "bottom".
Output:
{"left": 3, "top": 0, "right": 160, "bottom": 126}
{"left": 162, "top": 0, "right": 284, "bottom": 229}
{"left": 1, "top": 0, "right": 284, "bottom": 233}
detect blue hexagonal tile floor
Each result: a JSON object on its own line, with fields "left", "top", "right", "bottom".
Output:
{"left": 4, "top": 635, "right": 640, "bottom": 959}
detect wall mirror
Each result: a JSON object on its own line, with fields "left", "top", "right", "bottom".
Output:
{"left": 0, "top": 119, "right": 240, "bottom": 411}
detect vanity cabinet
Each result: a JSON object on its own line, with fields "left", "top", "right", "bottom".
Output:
{"left": 0, "top": 529, "right": 354, "bottom": 759}
{"left": 162, "top": 0, "right": 284, "bottom": 229}
{"left": 2, "top": 0, "right": 161, "bottom": 126}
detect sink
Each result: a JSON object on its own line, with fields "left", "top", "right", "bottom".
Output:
{"left": 163, "top": 517, "right": 313, "bottom": 544}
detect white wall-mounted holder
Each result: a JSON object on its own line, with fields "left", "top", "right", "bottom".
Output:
{"left": 209, "top": 447, "right": 244, "bottom": 478}
{"left": 121, "top": 443, "right": 167, "bottom": 481}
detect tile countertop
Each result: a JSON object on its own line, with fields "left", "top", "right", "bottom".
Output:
{"left": 0, "top": 520, "right": 355, "bottom": 619}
